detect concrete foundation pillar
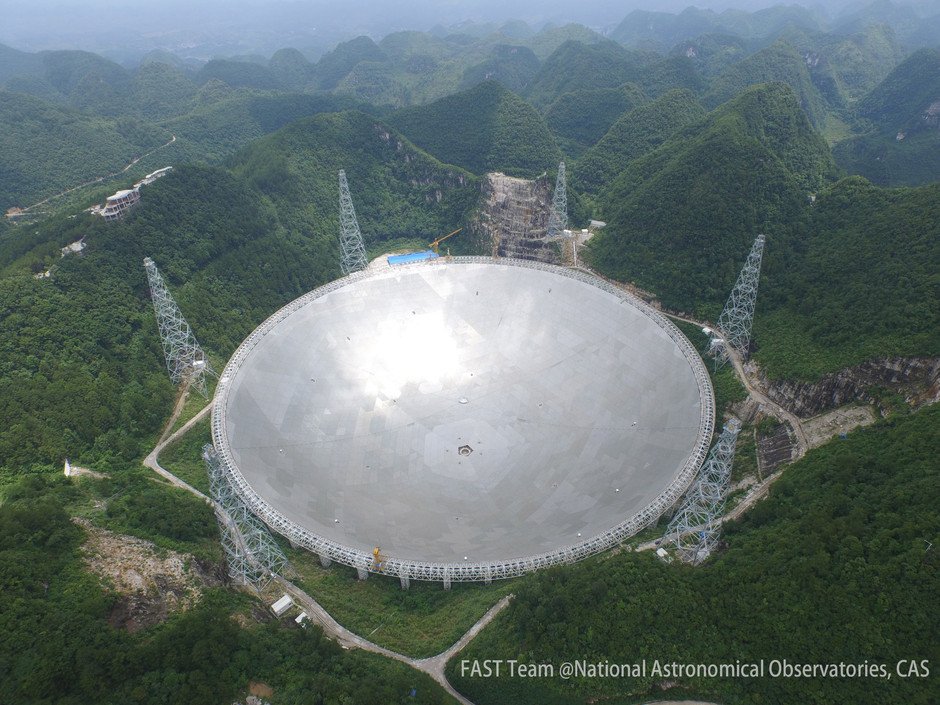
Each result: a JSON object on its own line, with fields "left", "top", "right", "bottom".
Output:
{"left": 400, "top": 574, "right": 410, "bottom": 590}
{"left": 356, "top": 567, "right": 368, "bottom": 581}
{"left": 443, "top": 571, "right": 451, "bottom": 590}
{"left": 319, "top": 554, "right": 332, "bottom": 568}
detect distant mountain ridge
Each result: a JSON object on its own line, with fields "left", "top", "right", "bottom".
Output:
{"left": 386, "top": 81, "right": 560, "bottom": 176}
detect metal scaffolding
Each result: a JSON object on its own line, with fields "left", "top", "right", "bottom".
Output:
{"left": 143, "top": 257, "right": 213, "bottom": 397}
{"left": 338, "top": 169, "right": 368, "bottom": 275}
{"left": 716, "top": 234, "right": 766, "bottom": 360}
{"left": 546, "top": 161, "right": 568, "bottom": 240}
{"left": 203, "top": 445, "right": 289, "bottom": 591}
{"left": 665, "top": 417, "right": 741, "bottom": 565}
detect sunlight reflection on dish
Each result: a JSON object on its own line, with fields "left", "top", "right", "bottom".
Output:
{"left": 366, "top": 312, "right": 459, "bottom": 398}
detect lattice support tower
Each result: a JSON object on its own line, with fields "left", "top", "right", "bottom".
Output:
{"left": 546, "top": 161, "right": 568, "bottom": 240}
{"left": 665, "top": 417, "right": 741, "bottom": 564}
{"left": 143, "top": 257, "right": 214, "bottom": 397}
{"left": 203, "top": 445, "right": 290, "bottom": 591}
{"left": 338, "top": 169, "right": 368, "bottom": 275}
{"left": 715, "top": 234, "right": 766, "bottom": 361}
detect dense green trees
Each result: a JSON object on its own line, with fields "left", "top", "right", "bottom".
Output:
{"left": 459, "top": 44, "right": 541, "bottom": 94}
{"left": 588, "top": 82, "right": 836, "bottom": 314}
{"left": 0, "top": 91, "right": 171, "bottom": 210}
{"left": 387, "top": 81, "right": 560, "bottom": 176}
{"left": 586, "top": 81, "right": 938, "bottom": 380}
{"left": 832, "top": 49, "right": 940, "bottom": 186}
{"left": 0, "top": 476, "right": 453, "bottom": 705}
{"left": 449, "top": 405, "right": 940, "bottom": 705}
{"left": 703, "top": 40, "right": 829, "bottom": 126}
{"left": 573, "top": 88, "right": 705, "bottom": 193}
{"left": 544, "top": 83, "right": 647, "bottom": 157}
{"left": 756, "top": 176, "right": 940, "bottom": 379}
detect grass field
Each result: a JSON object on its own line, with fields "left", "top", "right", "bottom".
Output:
{"left": 288, "top": 547, "right": 516, "bottom": 658}
{"left": 158, "top": 416, "right": 212, "bottom": 495}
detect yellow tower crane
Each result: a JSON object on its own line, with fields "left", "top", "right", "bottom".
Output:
{"left": 428, "top": 228, "right": 462, "bottom": 255}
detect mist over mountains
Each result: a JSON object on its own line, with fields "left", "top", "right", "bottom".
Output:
{"left": 2, "top": 0, "right": 939, "bottom": 63}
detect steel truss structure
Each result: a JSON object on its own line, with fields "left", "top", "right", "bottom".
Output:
{"left": 715, "top": 234, "right": 766, "bottom": 360}
{"left": 143, "top": 257, "right": 214, "bottom": 397}
{"left": 546, "top": 162, "right": 568, "bottom": 240}
{"left": 203, "top": 445, "right": 289, "bottom": 591}
{"left": 665, "top": 417, "right": 741, "bottom": 564}
{"left": 338, "top": 170, "right": 368, "bottom": 275}
{"left": 210, "top": 257, "right": 715, "bottom": 585}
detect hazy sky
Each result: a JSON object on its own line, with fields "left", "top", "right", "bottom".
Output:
{"left": 0, "top": 0, "right": 936, "bottom": 61}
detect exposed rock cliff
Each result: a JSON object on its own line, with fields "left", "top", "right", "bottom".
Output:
{"left": 468, "top": 172, "right": 561, "bottom": 263}
{"left": 761, "top": 357, "right": 940, "bottom": 418}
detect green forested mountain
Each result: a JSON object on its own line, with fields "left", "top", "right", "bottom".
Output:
{"left": 835, "top": 0, "right": 940, "bottom": 48}
{"left": 855, "top": 48, "right": 940, "bottom": 130}
{"left": 668, "top": 32, "right": 752, "bottom": 77}
{"left": 524, "top": 40, "right": 650, "bottom": 109}
{"left": 756, "top": 176, "right": 940, "bottom": 379}
{"left": 832, "top": 48, "right": 940, "bottom": 186}
{"left": 610, "top": 5, "right": 824, "bottom": 51}
{"left": 386, "top": 81, "right": 560, "bottom": 176}
{"left": 0, "top": 167, "right": 298, "bottom": 468}
{"left": 268, "top": 47, "right": 317, "bottom": 90}
{"left": 449, "top": 403, "right": 940, "bottom": 705}
{"left": 543, "top": 84, "right": 647, "bottom": 157}
{"left": 158, "top": 91, "right": 367, "bottom": 164}
{"left": 573, "top": 89, "right": 705, "bottom": 194}
{"left": 704, "top": 40, "right": 830, "bottom": 126}
{"left": 519, "top": 23, "right": 606, "bottom": 59}
{"left": 195, "top": 59, "right": 282, "bottom": 91}
{"left": 459, "top": 44, "right": 541, "bottom": 94}
{"left": 0, "top": 46, "right": 178, "bottom": 118}
{"left": 0, "top": 43, "right": 44, "bottom": 84}
{"left": 230, "top": 110, "right": 480, "bottom": 247}
{"left": 0, "top": 91, "right": 171, "bottom": 211}
{"left": 587, "top": 80, "right": 938, "bottom": 379}
{"left": 776, "top": 23, "right": 903, "bottom": 104}
{"left": 833, "top": 131, "right": 940, "bottom": 186}
{"left": 589, "top": 82, "right": 836, "bottom": 313}
{"left": 130, "top": 62, "right": 199, "bottom": 121}
{"left": 311, "top": 36, "right": 389, "bottom": 90}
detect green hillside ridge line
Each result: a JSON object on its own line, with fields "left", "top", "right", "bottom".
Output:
{"left": 573, "top": 88, "right": 705, "bottom": 194}
{"left": 386, "top": 80, "right": 561, "bottom": 176}
{"left": 703, "top": 40, "right": 830, "bottom": 127}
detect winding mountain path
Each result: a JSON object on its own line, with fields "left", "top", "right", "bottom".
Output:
{"left": 13, "top": 134, "right": 176, "bottom": 215}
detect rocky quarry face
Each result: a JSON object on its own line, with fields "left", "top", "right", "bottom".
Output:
{"left": 468, "top": 172, "right": 562, "bottom": 263}
{"left": 761, "top": 356, "right": 940, "bottom": 418}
